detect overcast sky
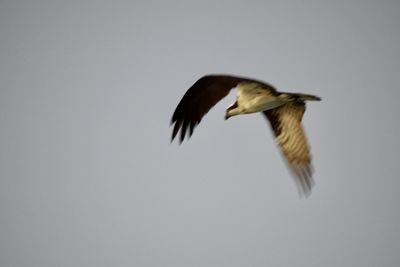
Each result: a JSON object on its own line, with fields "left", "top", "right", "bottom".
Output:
{"left": 1, "top": 1, "right": 400, "bottom": 266}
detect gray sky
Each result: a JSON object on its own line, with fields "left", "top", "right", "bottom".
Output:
{"left": 1, "top": 1, "right": 400, "bottom": 266}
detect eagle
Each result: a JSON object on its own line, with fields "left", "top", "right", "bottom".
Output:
{"left": 170, "top": 74, "right": 321, "bottom": 196}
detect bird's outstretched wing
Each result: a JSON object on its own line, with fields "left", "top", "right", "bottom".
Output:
{"left": 262, "top": 102, "right": 314, "bottom": 196}
{"left": 171, "top": 74, "right": 275, "bottom": 142}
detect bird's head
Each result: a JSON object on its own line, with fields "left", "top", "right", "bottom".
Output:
{"left": 225, "top": 101, "right": 240, "bottom": 120}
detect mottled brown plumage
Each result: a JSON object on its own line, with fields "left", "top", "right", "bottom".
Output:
{"left": 263, "top": 103, "right": 314, "bottom": 195}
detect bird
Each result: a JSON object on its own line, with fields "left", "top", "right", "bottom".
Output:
{"left": 170, "top": 74, "right": 321, "bottom": 196}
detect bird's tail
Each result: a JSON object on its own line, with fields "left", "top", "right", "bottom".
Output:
{"left": 280, "top": 92, "right": 321, "bottom": 102}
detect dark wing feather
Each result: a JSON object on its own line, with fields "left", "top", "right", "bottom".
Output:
{"left": 171, "top": 75, "right": 271, "bottom": 143}
{"left": 263, "top": 102, "right": 314, "bottom": 196}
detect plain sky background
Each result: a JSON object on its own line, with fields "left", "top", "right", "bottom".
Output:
{"left": 1, "top": 1, "right": 400, "bottom": 266}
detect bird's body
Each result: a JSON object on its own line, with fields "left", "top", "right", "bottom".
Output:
{"left": 228, "top": 82, "right": 285, "bottom": 116}
{"left": 170, "top": 74, "right": 321, "bottom": 196}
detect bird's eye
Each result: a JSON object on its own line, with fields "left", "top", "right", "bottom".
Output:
{"left": 229, "top": 102, "right": 238, "bottom": 110}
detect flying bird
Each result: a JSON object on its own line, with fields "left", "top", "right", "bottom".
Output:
{"left": 170, "top": 74, "right": 321, "bottom": 196}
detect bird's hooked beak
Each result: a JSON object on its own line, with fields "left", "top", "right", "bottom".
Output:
{"left": 225, "top": 101, "right": 238, "bottom": 120}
